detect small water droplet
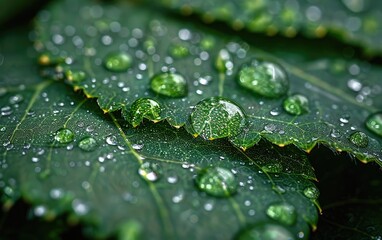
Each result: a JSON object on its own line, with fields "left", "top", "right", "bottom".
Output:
{"left": 266, "top": 202, "right": 297, "bottom": 226}
{"left": 330, "top": 129, "right": 341, "bottom": 138}
{"left": 303, "top": 186, "right": 320, "bottom": 199}
{"left": 270, "top": 108, "right": 281, "bottom": 116}
{"left": 347, "top": 79, "right": 362, "bottom": 92}
{"left": 262, "top": 163, "right": 283, "bottom": 173}
{"left": 78, "top": 137, "right": 97, "bottom": 151}
{"left": 238, "top": 59, "right": 289, "bottom": 98}
{"left": 106, "top": 135, "right": 118, "bottom": 146}
{"left": 195, "top": 167, "right": 237, "bottom": 197}
{"left": 104, "top": 52, "right": 132, "bottom": 72}
{"left": 9, "top": 94, "right": 23, "bottom": 105}
{"left": 215, "top": 49, "right": 233, "bottom": 74}
{"left": 349, "top": 131, "right": 368, "bottom": 148}
{"left": 34, "top": 205, "right": 47, "bottom": 217}
{"left": 138, "top": 162, "right": 160, "bottom": 182}
{"left": 190, "top": 97, "right": 246, "bottom": 140}
{"left": 54, "top": 128, "right": 74, "bottom": 144}
{"left": 150, "top": 72, "right": 187, "bottom": 97}
{"left": 72, "top": 199, "right": 89, "bottom": 215}
{"left": 236, "top": 223, "right": 295, "bottom": 240}
{"left": 132, "top": 144, "right": 144, "bottom": 150}
{"left": 127, "top": 98, "right": 161, "bottom": 127}
{"left": 65, "top": 69, "right": 86, "bottom": 83}
{"left": 283, "top": 94, "right": 309, "bottom": 116}
{"left": 366, "top": 112, "right": 382, "bottom": 137}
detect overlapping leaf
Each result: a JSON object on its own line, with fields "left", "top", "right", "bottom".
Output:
{"left": 156, "top": 0, "right": 382, "bottom": 56}
{"left": 0, "top": 28, "right": 318, "bottom": 239}
{"left": 35, "top": 0, "right": 382, "bottom": 165}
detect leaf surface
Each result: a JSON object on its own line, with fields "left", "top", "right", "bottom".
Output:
{"left": 156, "top": 0, "right": 382, "bottom": 56}
{"left": 35, "top": 0, "right": 382, "bottom": 165}
{"left": 0, "top": 28, "right": 318, "bottom": 239}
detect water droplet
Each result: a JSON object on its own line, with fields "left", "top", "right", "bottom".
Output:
{"left": 342, "top": 0, "right": 369, "bottom": 13}
{"left": 138, "top": 162, "right": 160, "bottom": 182}
{"left": 106, "top": 135, "right": 118, "bottom": 146}
{"left": 266, "top": 202, "right": 297, "bottom": 226}
{"left": 347, "top": 79, "right": 362, "bottom": 92}
{"left": 34, "top": 205, "right": 47, "bottom": 217}
{"left": 366, "top": 112, "right": 382, "bottom": 137}
{"left": 72, "top": 199, "right": 89, "bottom": 215}
{"left": 349, "top": 131, "right": 368, "bottom": 148}
{"left": 169, "top": 44, "right": 189, "bottom": 58}
{"left": 283, "top": 94, "right": 309, "bottom": 116}
{"left": 190, "top": 97, "right": 246, "bottom": 140}
{"left": 215, "top": 49, "right": 233, "bottom": 74}
{"left": 65, "top": 69, "right": 86, "bottom": 83}
{"left": 236, "top": 223, "right": 295, "bottom": 240}
{"left": 54, "top": 128, "right": 74, "bottom": 144}
{"left": 303, "top": 186, "right": 320, "bottom": 199}
{"left": 127, "top": 98, "right": 161, "bottom": 127}
{"left": 132, "top": 144, "right": 144, "bottom": 150}
{"left": 262, "top": 163, "right": 283, "bottom": 173}
{"left": 150, "top": 73, "right": 187, "bottom": 97}
{"left": 195, "top": 167, "right": 237, "bottom": 197}
{"left": 104, "top": 51, "right": 132, "bottom": 72}
{"left": 78, "top": 137, "right": 98, "bottom": 151}
{"left": 238, "top": 59, "right": 289, "bottom": 98}
{"left": 9, "top": 94, "right": 23, "bottom": 104}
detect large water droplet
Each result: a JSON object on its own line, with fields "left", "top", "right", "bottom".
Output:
{"left": 283, "top": 94, "right": 309, "bottom": 116}
{"left": 349, "top": 131, "right": 369, "bottom": 148}
{"left": 266, "top": 202, "right": 297, "bottom": 226}
{"left": 238, "top": 59, "right": 289, "bottom": 98}
{"left": 150, "top": 73, "right": 187, "bottom": 97}
{"left": 215, "top": 49, "right": 233, "bottom": 74}
{"left": 78, "top": 137, "right": 98, "bottom": 151}
{"left": 127, "top": 98, "right": 161, "bottom": 127}
{"left": 236, "top": 223, "right": 295, "bottom": 240}
{"left": 195, "top": 167, "right": 237, "bottom": 197}
{"left": 65, "top": 69, "right": 86, "bottom": 83}
{"left": 54, "top": 128, "right": 74, "bottom": 144}
{"left": 303, "top": 186, "right": 320, "bottom": 199}
{"left": 104, "top": 52, "right": 132, "bottom": 72}
{"left": 365, "top": 112, "right": 382, "bottom": 137}
{"left": 138, "top": 162, "right": 161, "bottom": 182}
{"left": 190, "top": 97, "right": 246, "bottom": 140}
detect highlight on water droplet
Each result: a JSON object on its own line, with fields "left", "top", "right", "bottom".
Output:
{"left": 138, "top": 162, "right": 161, "bottom": 182}
{"left": 65, "top": 69, "right": 87, "bottom": 83}
{"left": 150, "top": 72, "right": 187, "bottom": 98}
{"left": 190, "top": 97, "right": 246, "bottom": 140}
{"left": 348, "top": 131, "right": 369, "bottom": 148}
{"left": 235, "top": 223, "right": 295, "bottom": 240}
{"left": 126, "top": 98, "right": 162, "bottom": 127}
{"left": 195, "top": 167, "right": 237, "bottom": 197}
{"left": 78, "top": 137, "right": 98, "bottom": 151}
{"left": 238, "top": 59, "right": 289, "bottom": 98}
{"left": 54, "top": 128, "right": 74, "bottom": 144}
{"left": 283, "top": 94, "right": 309, "bottom": 116}
{"left": 365, "top": 112, "right": 382, "bottom": 137}
{"left": 303, "top": 186, "right": 320, "bottom": 199}
{"left": 104, "top": 51, "right": 132, "bottom": 72}
{"left": 266, "top": 202, "right": 297, "bottom": 226}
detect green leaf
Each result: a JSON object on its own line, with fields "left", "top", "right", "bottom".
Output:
{"left": 35, "top": 0, "right": 382, "bottom": 165}
{"left": 156, "top": 0, "right": 382, "bottom": 56}
{"left": 0, "top": 28, "right": 318, "bottom": 238}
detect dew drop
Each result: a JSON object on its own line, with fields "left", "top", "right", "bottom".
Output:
{"left": 236, "top": 223, "right": 295, "bottom": 240}
{"left": 365, "top": 112, "right": 382, "bottom": 137}
{"left": 106, "top": 135, "right": 118, "bottom": 146}
{"left": 138, "top": 162, "right": 161, "bottom": 182}
{"left": 215, "top": 49, "right": 233, "bottom": 74}
{"left": 349, "top": 131, "right": 369, "bottom": 148}
{"left": 65, "top": 69, "right": 87, "bottom": 83}
{"left": 195, "top": 167, "right": 237, "bottom": 197}
{"left": 266, "top": 202, "right": 297, "bottom": 226}
{"left": 127, "top": 98, "right": 161, "bottom": 127}
{"left": 342, "top": 0, "right": 369, "bottom": 13}
{"left": 78, "top": 137, "right": 98, "bottom": 151}
{"left": 34, "top": 205, "right": 47, "bottom": 217}
{"left": 190, "top": 97, "right": 246, "bottom": 140}
{"left": 9, "top": 94, "right": 23, "bottom": 105}
{"left": 104, "top": 51, "right": 132, "bottom": 72}
{"left": 283, "top": 94, "right": 309, "bottom": 116}
{"left": 54, "top": 128, "right": 74, "bottom": 144}
{"left": 238, "top": 59, "right": 289, "bottom": 98}
{"left": 303, "top": 186, "right": 320, "bottom": 199}
{"left": 262, "top": 163, "right": 283, "bottom": 173}
{"left": 150, "top": 72, "right": 187, "bottom": 97}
